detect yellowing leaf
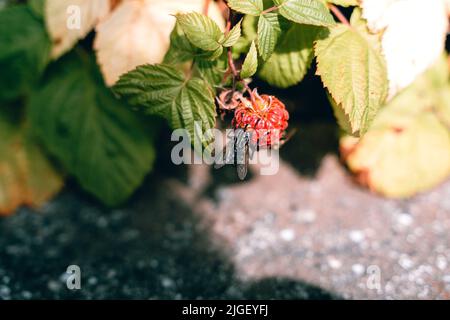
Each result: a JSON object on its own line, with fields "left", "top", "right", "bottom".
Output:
{"left": 361, "top": 0, "right": 449, "bottom": 98}
{"left": 94, "top": 0, "right": 224, "bottom": 86}
{"left": 0, "top": 111, "right": 63, "bottom": 215}
{"left": 341, "top": 58, "right": 450, "bottom": 198}
{"left": 315, "top": 9, "right": 388, "bottom": 135}
{"left": 45, "top": 0, "right": 111, "bottom": 58}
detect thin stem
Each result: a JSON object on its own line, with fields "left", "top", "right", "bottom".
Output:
{"left": 242, "top": 81, "right": 255, "bottom": 102}
{"left": 328, "top": 4, "right": 350, "bottom": 26}
{"left": 261, "top": 5, "right": 278, "bottom": 15}
{"left": 203, "top": 0, "right": 211, "bottom": 15}
{"left": 224, "top": 5, "right": 255, "bottom": 103}
{"left": 227, "top": 48, "right": 238, "bottom": 77}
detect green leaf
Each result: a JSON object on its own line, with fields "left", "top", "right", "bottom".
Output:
{"left": 164, "top": 21, "right": 225, "bottom": 66}
{"left": 259, "top": 23, "right": 320, "bottom": 88}
{"left": 315, "top": 9, "right": 388, "bottom": 135}
{"left": 113, "top": 64, "right": 217, "bottom": 149}
{"left": 257, "top": 13, "right": 282, "bottom": 60}
{"left": 176, "top": 12, "right": 223, "bottom": 52}
{"left": 194, "top": 53, "right": 228, "bottom": 87}
{"left": 164, "top": 22, "right": 198, "bottom": 64}
{"left": 0, "top": 5, "right": 50, "bottom": 102}
{"left": 28, "top": 51, "right": 155, "bottom": 206}
{"left": 227, "top": 0, "right": 264, "bottom": 16}
{"left": 326, "top": 0, "right": 359, "bottom": 7}
{"left": 241, "top": 41, "right": 258, "bottom": 79}
{"left": 342, "top": 60, "right": 450, "bottom": 198}
{"left": 232, "top": 15, "right": 258, "bottom": 58}
{"left": 274, "top": 0, "right": 335, "bottom": 27}
{"left": 232, "top": 37, "right": 251, "bottom": 59}
{"left": 28, "top": 0, "right": 45, "bottom": 18}
{"left": 222, "top": 20, "right": 242, "bottom": 47}
{"left": 243, "top": 14, "right": 258, "bottom": 40}
{"left": 0, "top": 107, "right": 63, "bottom": 215}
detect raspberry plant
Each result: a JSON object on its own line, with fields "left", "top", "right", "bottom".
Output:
{"left": 0, "top": 0, "right": 449, "bottom": 213}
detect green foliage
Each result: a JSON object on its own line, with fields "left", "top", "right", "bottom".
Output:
{"left": 227, "top": 0, "right": 264, "bottom": 16}
{"left": 274, "top": 0, "right": 335, "bottom": 27}
{"left": 344, "top": 56, "right": 450, "bottom": 198}
{"left": 0, "top": 107, "right": 63, "bottom": 214}
{"left": 0, "top": 0, "right": 447, "bottom": 210}
{"left": 0, "top": 4, "right": 50, "bottom": 102}
{"left": 28, "top": 51, "right": 156, "bottom": 206}
{"left": 222, "top": 20, "right": 242, "bottom": 47}
{"left": 257, "top": 12, "right": 283, "bottom": 60}
{"left": 241, "top": 41, "right": 259, "bottom": 79}
{"left": 176, "top": 12, "right": 224, "bottom": 52}
{"left": 259, "top": 23, "right": 321, "bottom": 88}
{"left": 315, "top": 9, "right": 388, "bottom": 135}
{"left": 164, "top": 22, "right": 198, "bottom": 64}
{"left": 28, "top": 0, "right": 44, "bottom": 17}
{"left": 113, "top": 64, "right": 216, "bottom": 149}
{"left": 194, "top": 53, "right": 228, "bottom": 87}
{"left": 232, "top": 15, "right": 258, "bottom": 58}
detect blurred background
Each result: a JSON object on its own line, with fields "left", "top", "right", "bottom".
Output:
{"left": 0, "top": 0, "right": 449, "bottom": 300}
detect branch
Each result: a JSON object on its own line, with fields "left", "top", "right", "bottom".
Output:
{"left": 203, "top": 0, "right": 211, "bottom": 15}
{"left": 261, "top": 6, "right": 278, "bottom": 15}
{"left": 328, "top": 4, "right": 350, "bottom": 26}
{"left": 224, "top": 5, "right": 255, "bottom": 103}
{"left": 227, "top": 48, "right": 238, "bottom": 78}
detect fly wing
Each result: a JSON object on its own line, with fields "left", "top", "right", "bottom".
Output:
{"left": 235, "top": 129, "right": 250, "bottom": 180}
{"left": 236, "top": 142, "right": 249, "bottom": 180}
{"left": 213, "top": 146, "right": 226, "bottom": 169}
{"left": 214, "top": 137, "right": 235, "bottom": 169}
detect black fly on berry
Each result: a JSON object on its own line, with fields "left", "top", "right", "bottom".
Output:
{"left": 214, "top": 88, "right": 291, "bottom": 180}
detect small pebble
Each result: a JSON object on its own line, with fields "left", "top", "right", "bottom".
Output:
{"left": 397, "top": 213, "right": 413, "bottom": 227}
{"left": 352, "top": 264, "right": 365, "bottom": 276}
{"left": 436, "top": 255, "right": 447, "bottom": 271}
{"left": 0, "top": 285, "right": 11, "bottom": 297}
{"left": 280, "top": 229, "right": 295, "bottom": 242}
{"left": 88, "top": 277, "right": 98, "bottom": 286}
{"left": 399, "top": 255, "right": 414, "bottom": 269}
{"left": 161, "top": 277, "right": 175, "bottom": 288}
{"left": 47, "top": 280, "right": 61, "bottom": 292}
{"left": 21, "top": 291, "right": 32, "bottom": 299}
{"left": 328, "top": 258, "right": 342, "bottom": 269}
{"left": 349, "top": 230, "right": 365, "bottom": 243}
{"left": 294, "top": 209, "right": 316, "bottom": 224}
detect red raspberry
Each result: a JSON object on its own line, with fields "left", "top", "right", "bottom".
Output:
{"left": 232, "top": 90, "right": 289, "bottom": 147}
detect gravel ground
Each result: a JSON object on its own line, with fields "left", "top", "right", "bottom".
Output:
{"left": 0, "top": 122, "right": 449, "bottom": 300}
{"left": 195, "top": 156, "right": 450, "bottom": 300}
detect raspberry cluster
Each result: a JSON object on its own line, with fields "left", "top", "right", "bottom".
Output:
{"left": 232, "top": 91, "right": 289, "bottom": 147}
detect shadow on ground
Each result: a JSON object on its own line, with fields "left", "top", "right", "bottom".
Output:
{"left": 0, "top": 178, "right": 338, "bottom": 299}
